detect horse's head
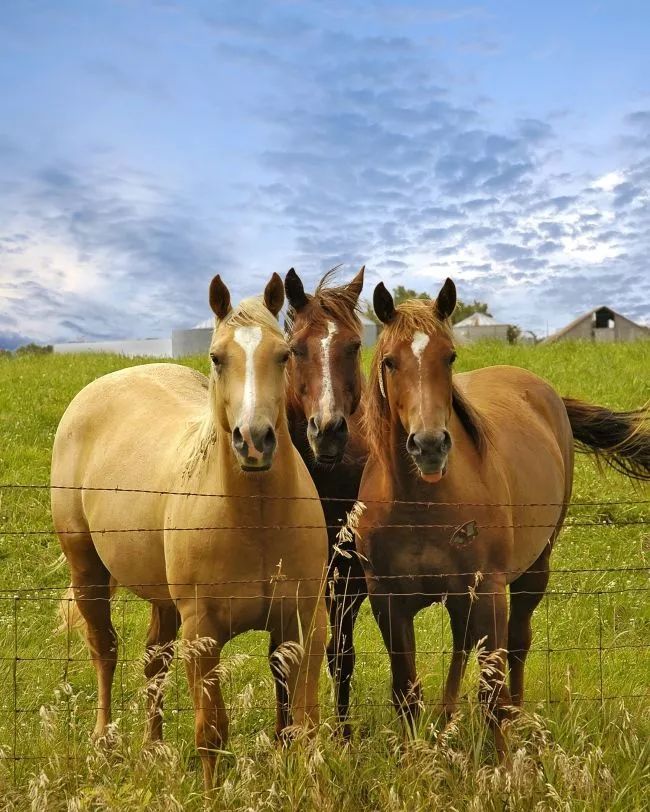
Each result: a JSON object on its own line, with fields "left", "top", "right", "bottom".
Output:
{"left": 208, "top": 273, "right": 289, "bottom": 472}
{"left": 284, "top": 267, "right": 365, "bottom": 465}
{"left": 372, "top": 278, "right": 458, "bottom": 483}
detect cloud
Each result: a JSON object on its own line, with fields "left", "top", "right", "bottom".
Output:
{"left": 0, "top": 160, "right": 235, "bottom": 344}
{"left": 1, "top": 1, "right": 649, "bottom": 347}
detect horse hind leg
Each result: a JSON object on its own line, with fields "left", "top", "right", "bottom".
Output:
{"left": 508, "top": 545, "right": 551, "bottom": 706}
{"left": 144, "top": 602, "right": 181, "bottom": 743}
{"left": 62, "top": 534, "right": 118, "bottom": 740}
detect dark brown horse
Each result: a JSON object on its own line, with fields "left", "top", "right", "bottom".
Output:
{"left": 283, "top": 267, "right": 369, "bottom": 737}
{"left": 356, "top": 279, "right": 649, "bottom": 756}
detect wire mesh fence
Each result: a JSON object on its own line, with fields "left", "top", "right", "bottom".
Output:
{"left": 0, "top": 483, "right": 648, "bottom": 782}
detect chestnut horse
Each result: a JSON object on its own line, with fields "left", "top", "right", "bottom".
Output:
{"left": 284, "top": 267, "right": 369, "bottom": 737}
{"left": 356, "top": 279, "right": 649, "bottom": 756}
{"left": 52, "top": 275, "right": 328, "bottom": 787}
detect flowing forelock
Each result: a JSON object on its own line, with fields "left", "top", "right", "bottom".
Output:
{"left": 218, "top": 295, "right": 284, "bottom": 337}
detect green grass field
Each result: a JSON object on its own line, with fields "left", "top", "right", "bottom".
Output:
{"left": 0, "top": 341, "right": 648, "bottom": 810}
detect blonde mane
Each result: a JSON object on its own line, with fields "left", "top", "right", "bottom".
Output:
{"left": 363, "top": 299, "right": 487, "bottom": 466}
{"left": 182, "top": 295, "right": 285, "bottom": 478}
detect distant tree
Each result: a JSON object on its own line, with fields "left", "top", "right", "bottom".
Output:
{"left": 15, "top": 343, "right": 53, "bottom": 356}
{"left": 361, "top": 300, "right": 381, "bottom": 325}
{"left": 506, "top": 324, "right": 521, "bottom": 345}
{"left": 452, "top": 300, "right": 491, "bottom": 325}
{"left": 0, "top": 348, "right": 12, "bottom": 358}
{"left": 392, "top": 285, "right": 431, "bottom": 305}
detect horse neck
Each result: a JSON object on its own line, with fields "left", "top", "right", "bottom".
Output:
{"left": 285, "top": 390, "right": 310, "bottom": 460}
{"left": 348, "top": 384, "right": 369, "bottom": 458}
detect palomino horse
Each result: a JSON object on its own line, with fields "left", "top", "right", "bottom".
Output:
{"left": 356, "top": 279, "right": 649, "bottom": 756}
{"left": 284, "top": 267, "right": 369, "bottom": 736}
{"left": 52, "top": 275, "right": 328, "bottom": 787}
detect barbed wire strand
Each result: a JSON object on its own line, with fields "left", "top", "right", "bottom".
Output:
{"left": 1, "top": 481, "right": 649, "bottom": 509}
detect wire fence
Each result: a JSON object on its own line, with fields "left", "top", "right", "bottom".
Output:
{"left": 0, "top": 483, "right": 648, "bottom": 778}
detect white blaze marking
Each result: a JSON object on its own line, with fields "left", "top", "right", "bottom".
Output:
{"left": 411, "top": 330, "right": 429, "bottom": 428}
{"left": 233, "top": 325, "right": 263, "bottom": 459}
{"left": 411, "top": 330, "right": 430, "bottom": 360}
{"left": 319, "top": 321, "right": 337, "bottom": 422}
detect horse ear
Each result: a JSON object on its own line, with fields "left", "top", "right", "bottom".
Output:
{"left": 434, "top": 278, "right": 456, "bottom": 321}
{"left": 373, "top": 282, "right": 396, "bottom": 324}
{"left": 209, "top": 275, "right": 232, "bottom": 320}
{"left": 346, "top": 265, "right": 365, "bottom": 305}
{"left": 284, "top": 267, "right": 308, "bottom": 312}
{"left": 264, "top": 272, "right": 285, "bottom": 317}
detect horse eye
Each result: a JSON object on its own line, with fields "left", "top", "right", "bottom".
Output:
{"left": 383, "top": 356, "right": 396, "bottom": 371}
{"left": 290, "top": 344, "right": 306, "bottom": 359}
{"left": 347, "top": 342, "right": 362, "bottom": 356}
{"left": 278, "top": 351, "right": 290, "bottom": 365}
{"left": 210, "top": 354, "right": 221, "bottom": 367}
{"left": 449, "top": 352, "right": 457, "bottom": 366}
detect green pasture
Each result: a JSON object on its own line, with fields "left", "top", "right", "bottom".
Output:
{"left": 0, "top": 340, "right": 648, "bottom": 810}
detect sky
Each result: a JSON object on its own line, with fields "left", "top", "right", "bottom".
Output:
{"left": 1, "top": 0, "right": 649, "bottom": 348}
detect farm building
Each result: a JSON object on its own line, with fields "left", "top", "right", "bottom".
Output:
{"left": 544, "top": 306, "right": 650, "bottom": 343}
{"left": 54, "top": 313, "right": 381, "bottom": 359}
{"left": 53, "top": 337, "right": 172, "bottom": 357}
{"left": 171, "top": 314, "right": 380, "bottom": 357}
{"left": 453, "top": 312, "right": 510, "bottom": 343}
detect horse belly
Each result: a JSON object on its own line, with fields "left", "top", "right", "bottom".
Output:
{"left": 501, "top": 429, "right": 568, "bottom": 579}
{"left": 164, "top": 501, "right": 327, "bottom": 637}
{"left": 70, "top": 468, "right": 171, "bottom": 601}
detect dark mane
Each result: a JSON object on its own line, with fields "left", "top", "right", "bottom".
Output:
{"left": 285, "top": 268, "right": 362, "bottom": 336}
{"left": 451, "top": 385, "right": 487, "bottom": 456}
{"left": 363, "top": 299, "right": 488, "bottom": 465}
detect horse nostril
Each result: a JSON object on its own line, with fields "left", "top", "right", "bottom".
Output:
{"left": 232, "top": 427, "right": 245, "bottom": 452}
{"left": 330, "top": 416, "right": 348, "bottom": 436}
{"left": 262, "top": 426, "right": 276, "bottom": 454}
{"left": 307, "top": 416, "right": 320, "bottom": 436}
{"left": 406, "top": 433, "right": 420, "bottom": 455}
{"left": 407, "top": 430, "right": 451, "bottom": 457}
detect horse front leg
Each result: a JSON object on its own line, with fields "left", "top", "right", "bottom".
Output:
{"left": 178, "top": 601, "right": 228, "bottom": 790}
{"left": 277, "top": 592, "right": 327, "bottom": 739}
{"left": 326, "top": 572, "right": 366, "bottom": 739}
{"left": 443, "top": 593, "right": 473, "bottom": 719}
{"left": 470, "top": 579, "right": 512, "bottom": 762}
{"left": 370, "top": 593, "right": 421, "bottom": 735}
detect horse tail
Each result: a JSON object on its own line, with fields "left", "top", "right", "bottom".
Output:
{"left": 563, "top": 397, "right": 650, "bottom": 481}
{"left": 57, "top": 577, "right": 119, "bottom": 635}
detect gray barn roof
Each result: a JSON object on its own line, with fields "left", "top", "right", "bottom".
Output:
{"left": 544, "top": 306, "right": 650, "bottom": 343}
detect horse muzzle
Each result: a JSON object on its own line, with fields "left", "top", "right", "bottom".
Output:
{"left": 406, "top": 429, "right": 452, "bottom": 483}
{"left": 307, "top": 413, "right": 349, "bottom": 465}
{"left": 232, "top": 421, "right": 277, "bottom": 471}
